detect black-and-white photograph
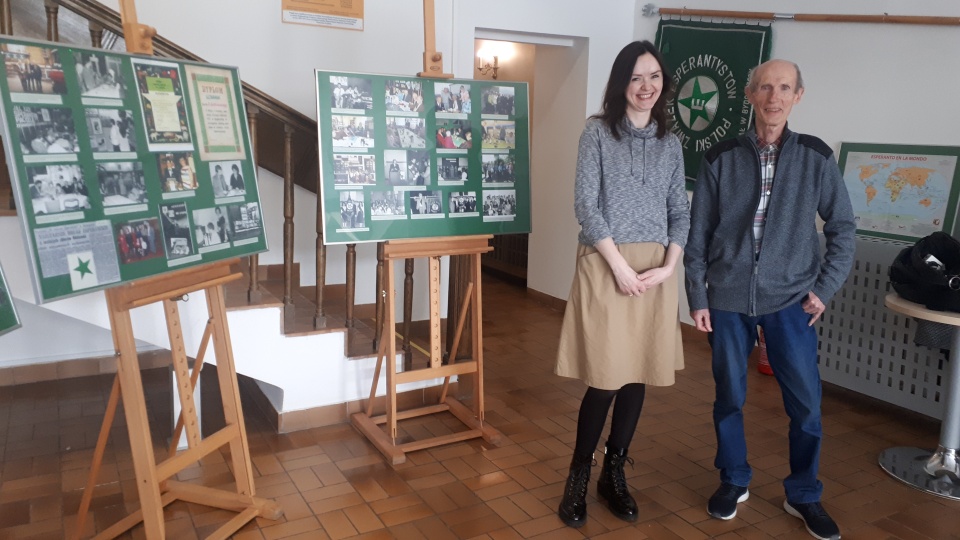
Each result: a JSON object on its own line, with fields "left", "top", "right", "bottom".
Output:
{"left": 482, "top": 153, "right": 516, "bottom": 184}
{"left": 25, "top": 164, "right": 89, "bottom": 216}
{"left": 438, "top": 157, "right": 469, "bottom": 184}
{"left": 386, "top": 117, "right": 425, "bottom": 149}
{"left": 385, "top": 79, "right": 424, "bottom": 113}
{"left": 209, "top": 161, "right": 246, "bottom": 198}
{"left": 370, "top": 191, "right": 406, "bottom": 219}
{"left": 481, "top": 86, "right": 516, "bottom": 116}
{"left": 97, "top": 162, "right": 147, "bottom": 206}
{"left": 483, "top": 189, "right": 517, "bottom": 220}
{"left": 434, "top": 82, "right": 471, "bottom": 114}
{"left": 383, "top": 149, "right": 429, "bottom": 187}
{"left": 410, "top": 190, "right": 443, "bottom": 218}
{"left": 115, "top": 218, "right": 163, "bottom": 264}
{"left": 159, "top": 202, "right": 194, "bottom": 259}
{"left": 15, "top": 106, "right": 78, "bottom": 154}
{"left": 481, "top": 119, "right": 516, "bottom": 149}
{"left": 227, "top": 202, "right": 262, "bottom": 241}
{"left": 193, "top": 207, "right": 232, "bottom": 248}
{"left": 435, "top": 119, "right": 472, "bottom": 150}
{"left": 449, "top": 191, "right": 478, "bottom": 216}
{"left": 339, "top": 191, "right": 365, "bottom": 229}
{"left": 74, "top": 51, "right": 126, "bottom": 99}
{"left": 157, "top": 152, "right": 198, "bottom": 192}
{"left": 331, "top": 115, "right": 374, "bottom": 148}
{"left": 333, "top": 154, "right": 376, "bottom": 186}
{"left": 2, "top": 44, "right": 66, "bottom": 96}
{"left": 330, "top": 76, "right": 372, "bottom": 111}
{"left": 85, "top": 108, "right": 136, "bottom": 153}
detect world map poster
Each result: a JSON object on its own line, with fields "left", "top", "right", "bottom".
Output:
{"left": 838, "top": 143, "right": 960, "bottom": 242}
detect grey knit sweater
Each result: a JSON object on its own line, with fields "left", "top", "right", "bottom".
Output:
{"left": 575, "top": 117, "right": 690, "bottom": 248}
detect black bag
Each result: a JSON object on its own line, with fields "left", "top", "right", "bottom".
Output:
{"left": 889, "top": 231, "right": 960, "bottom": 312}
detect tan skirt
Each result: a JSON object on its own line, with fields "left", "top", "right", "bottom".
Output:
{"left": 554, "top": 242, "right": 684, "bottom": 389}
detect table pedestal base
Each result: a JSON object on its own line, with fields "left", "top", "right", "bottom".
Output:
{"left": 879, "top": 446, "right": 960, "bottom": 500}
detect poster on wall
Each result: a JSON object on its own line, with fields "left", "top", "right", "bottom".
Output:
{"left": 282, "top": 0, "right": 364, "bottom": 31}
{"left": 655, "top": 20, "right": 772, "bottom": 188}
{"left": 0, "top": 36, "right": 267, "bottom": 303}
{"left": 184, "top": 64, "right": 246, "bottom": 161}
{"left": 0, "top": 260, "right": 21, "bottom": 337}
{"left": 316, "top": 71, "right": 531, "bottom": 245}
{"left": 838, "top": 143, "right": 960, "bottom": 242}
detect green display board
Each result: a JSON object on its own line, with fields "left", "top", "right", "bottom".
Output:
{"left": 0, "top": 260, "right": 21, "bottom": 336}
{"left": 315, "top": 71, "right": 531, "bottom": 245}
{"left": 0, "top": 36, "right": 266, "bottom": 303}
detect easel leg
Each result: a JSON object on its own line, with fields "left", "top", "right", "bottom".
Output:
{"left": 168, "top": 319, "right": 213, "bottom": 457}
{"left": 163, "top": 299, "right": 202, "bottom": 449}
{"left": 72, "top": 375, "right": 121, "bottom": 540}
{"left": 107, "top": 292, "right": 165, "bottom": 538}
{"left": 386, "top": 258, "right": 398, "bottom": 440}
{"left": 205, "top": 284, "right": 256, "bottom": 496}
{"left": 440, "top": 282, "right": 474, "bottom": 403}
{"left": 471, "top": 254, "right": 485, "bottom": 423}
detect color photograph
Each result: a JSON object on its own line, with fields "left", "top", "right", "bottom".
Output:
{"left": 482, "top": 189, "right": 517, "bottom": 220}
{"left": 435, "top": 119, "right": 472, "bottom": 150}
{"left": 385, "top": 79, "right": 424, "bottom": 113}
{"left": 74, "top": 51, "right": 126, "bottom": 100}
{"left": 2, "top": 43, "right": 66, "bottom": 96}
{"left": 482, "top": 153, "right": 516, "bottom": 184}
{"left": 85, "top": 108, "right": 136, "bottom": 153}
{"left": 157, "top": 152, "right": 198, "bottom": 192}
{"left": 386, "top": 117, "right": 425, "bottom": 149}
{"left": 434, "top": 82, "right": 471, "bottom": 114}
{"left": 97, "top": 162, "right": 147, "bottom": 207}
{"left": 114, "top": 218, "right": 163, "bottom": 264}
{"left": 25, "top": 164, "right": 89, "bottom": 216}
{"left": 331, "top": 114, "right": 374, "bottom": 148}
{"left": 133, "top": 58, "right": 193, "bottom": 151}
{"left": 481, "top": 86, "right": 516, "bottom": 116}
{"left": 481, "top": 120, "right": 516, "bottom": 149}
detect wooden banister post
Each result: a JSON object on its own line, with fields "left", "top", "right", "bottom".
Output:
{"left": 313, "top": 166, "right": 326, "bottom": 328}
{"left": 0, "top": 0, "right": 12, "bottom": 35}
{"left": 373, "top": 242, "right": 384, "bottom": 349}
{"left": 44, "top": 0, "right": 59, "bottom": 41}
{"left": 246, "top": 104, "right": 262, "bottom": 303}
{"left": 345, "top": 244, "right": 357, "bottom": 328}
{"left": 403, "top": 258, "right": 414, "bottom": 368}
{"left": 89, "top": 21, "right": 104, "bottom": 49}
{"left": 283, "top": 124, "right": 295, "bottom": 323}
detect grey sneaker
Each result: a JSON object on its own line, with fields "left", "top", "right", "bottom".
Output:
{"left": 707, "top": 482, "right": 749, "bottom": 520}
{"left": 784, "top": 500, "right": 841, "bottom": 540}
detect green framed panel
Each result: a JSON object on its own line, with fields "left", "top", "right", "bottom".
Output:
{"left": 315, "top": 70, "right": 531, "bottom": 245}
{"left": 837, "top": 142, "right": 960, "bottom": 242}
{"left": 0, "top": 36, "right": 267, "bottom": 303}
{"left": 0, "top": 261, "right": 21, "bottom": 336}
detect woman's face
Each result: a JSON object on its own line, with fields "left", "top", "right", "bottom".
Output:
{"left": 624, "top": 53, "right": 663, "bottom": 116}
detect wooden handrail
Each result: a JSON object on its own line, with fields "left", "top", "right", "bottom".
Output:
{"left": 54, "top": 0, "right": 317, "bottom": 134}
{"left": 657, "top": 7, "right": 960, "bottom": 26}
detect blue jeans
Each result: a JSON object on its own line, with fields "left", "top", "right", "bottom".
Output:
{"left": 709, "top": 302, "right": 824, "bottom": 503}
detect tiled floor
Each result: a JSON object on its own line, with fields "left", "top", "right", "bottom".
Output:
{"left": 2, "top": 275, "right": 959, "bottom": 539}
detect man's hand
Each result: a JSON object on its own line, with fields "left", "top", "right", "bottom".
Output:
{"left": 691, "top": 309, "right": 712, "bottom": 332}
{"left": 802, "top": 291, "right": 825, "bottom": 326}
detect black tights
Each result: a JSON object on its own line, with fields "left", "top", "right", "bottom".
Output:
{"left": 573, "top": 383, "right": 646, "bottom": 456}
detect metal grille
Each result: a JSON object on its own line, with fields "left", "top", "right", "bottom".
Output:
{"left": 817, "top": 237, "right": 946, "bottom": 419}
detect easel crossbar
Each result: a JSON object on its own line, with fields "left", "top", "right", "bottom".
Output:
{"left": 155, "top": 424, "right": 240, "bottom": 481}
{"left": 395, "top": 360, "right": 477, "bottom": 384}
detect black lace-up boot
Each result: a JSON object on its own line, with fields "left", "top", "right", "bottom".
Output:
{"left": 557, "top": 452, "right": 594, "bottom": 527}
{"left": 597, "top": 446, "right": 638, "bottom": 522}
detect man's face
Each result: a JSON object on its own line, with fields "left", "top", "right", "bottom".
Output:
{"left": 746, "top": 61, "right": 803, "bottom": 130}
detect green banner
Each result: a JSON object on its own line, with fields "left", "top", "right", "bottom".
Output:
{"left": 0, "top": 261, "right": 21, "bottom": 336}
{"left": 656, "top": 20, "right": 772, "bottom": 187}
{"left": 316, "top": 71, "right": 530, "bottom": 244}
{"left": 0, "top": 36, "right": 266, "bottom": 303}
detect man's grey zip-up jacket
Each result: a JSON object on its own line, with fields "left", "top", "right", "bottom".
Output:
{"left": 684, "top": 127, "right": 856, "bottom": 316}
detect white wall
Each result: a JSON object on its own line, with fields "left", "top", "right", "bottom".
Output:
{"left": 527, "top": 42, "right": 589, "bottom": 300}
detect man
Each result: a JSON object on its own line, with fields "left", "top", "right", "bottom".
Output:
{"left": 684, "top": 60, "right": 855, "bottom": 540}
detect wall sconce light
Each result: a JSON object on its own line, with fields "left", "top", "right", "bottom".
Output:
{"left": 477, "top": 55, "right": 499, "bottom": 79}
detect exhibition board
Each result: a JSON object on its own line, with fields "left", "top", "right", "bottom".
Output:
{"left": 0, "top": 36, "right": 267, "bottom": 303}
{"left": 315, "top": 70, "right": 531, "bottom": 244}
{"left": 0, "top": 261, "right": 20, "bottom": 336}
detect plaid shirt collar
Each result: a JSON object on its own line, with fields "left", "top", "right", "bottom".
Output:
{"left": 755, "top": 132, "right": 783, "bottom": 150}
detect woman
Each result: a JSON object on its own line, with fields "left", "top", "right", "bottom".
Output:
{"left": 554, "top": 41, "right": 689, "bottom": 528}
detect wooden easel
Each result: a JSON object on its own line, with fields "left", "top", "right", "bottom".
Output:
{"left": 352, "top": 236, "right": 502, "bottom": 464}
{"left": 71, "top": 2, "right": 282, "bottom": 538}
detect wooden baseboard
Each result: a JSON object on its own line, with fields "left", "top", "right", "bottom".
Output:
{"left": 525, "top": 288, "right": 567, "bottom": 312}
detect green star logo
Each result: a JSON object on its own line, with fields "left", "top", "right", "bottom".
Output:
{"left": 676, "top": 76, "right": 719, "bottom": 132}
{"left": 73, "top": 258, "right": 93, "bottom": 279}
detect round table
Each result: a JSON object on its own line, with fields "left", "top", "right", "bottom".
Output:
{"left": 880, "top": 293, "right": 960, "bottom": 500}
